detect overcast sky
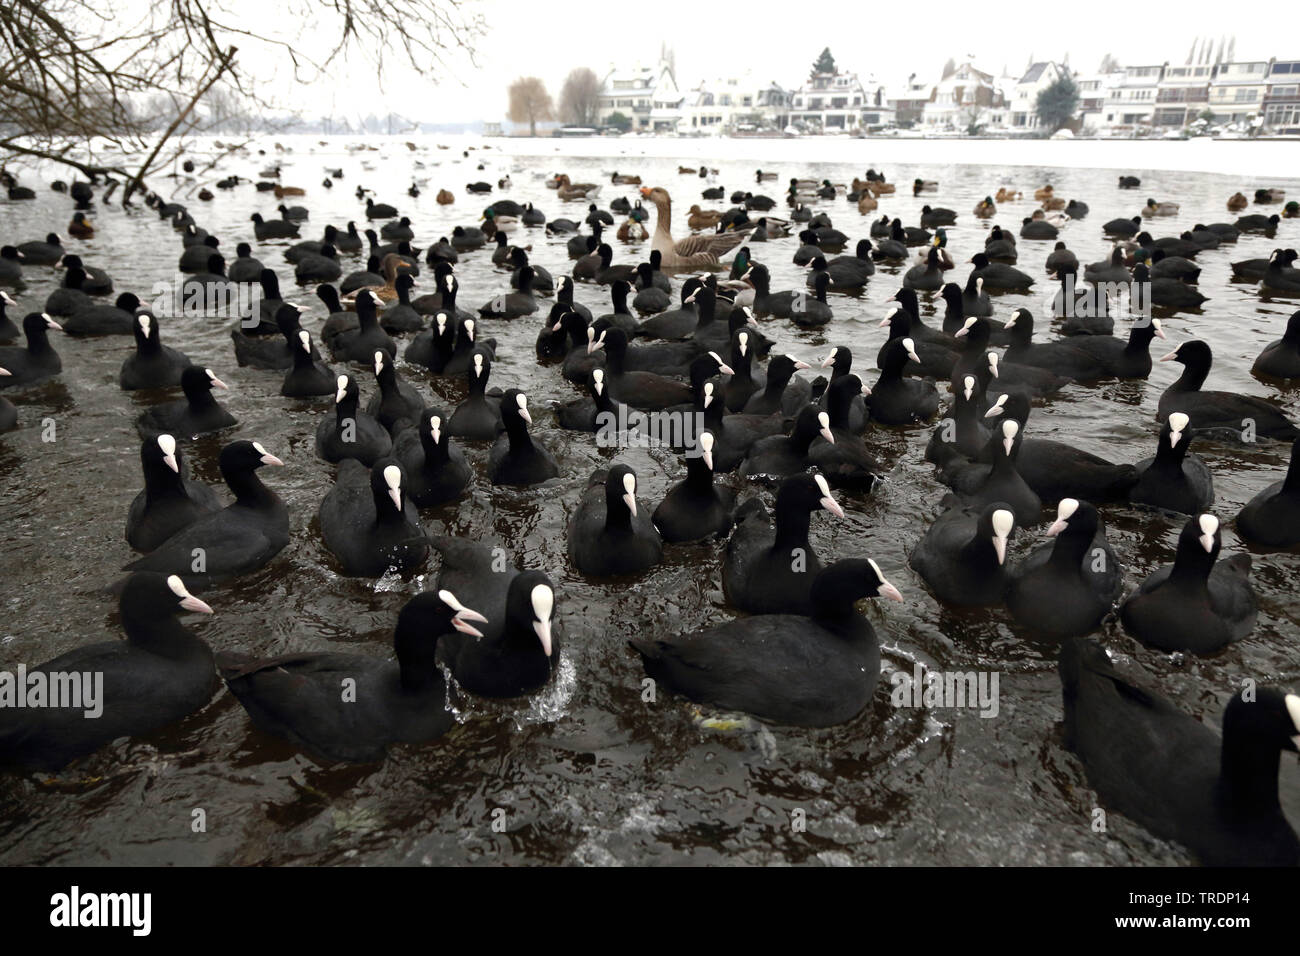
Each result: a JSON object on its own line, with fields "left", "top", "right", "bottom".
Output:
{"left": 237, "top": 0, "right": 1282, "bottom": 123}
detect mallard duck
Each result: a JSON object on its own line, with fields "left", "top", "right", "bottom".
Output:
{"left": 481, "top": 208, "right": 519, "bottom": 237}
{"left": 867, "top": 180, "right": 896, "bottom": 196}
{"left": 687, "top": 205, "right": 724, "bottom": 231}
{"left": 68, "top": 212, "right": 94, "bottom": 238}
{"left": 857, "top": 193, "right": 878, "bottom": 214}
{"left": 1227, "top": 192, "right": 1248, "bottom": 212}
{"left": 912, "top": 178, "right": 939, "bottom": 196}
{"left": 274, "top": 184, "right": 306, "bottom": 198}
{"left": 1143, "top": 198, "right": 1180, "bottom": 217}
{"left": 1255, "top": 188, "right": 1286, "bottom": 204}
{"left": 974, "top": 197, "right": 996, "bottom": 218}
{"left": 342, "top": 254, "right": 413, "bottom": 307}
{"left": 611, "top": 172, "right": 642, "bottom": 185}
{"left": 617, "top": 218, "right": 648, "bottom": 242}
{"left": 639, "top": 187, "right": 751, "bottom": 270}
{"left": 677, "top": 166, "right": 697, "bottom": 175}
{"left": 436, "top": 189, "right": 454, "bottom": 205}
{"left": 1033, "top": 185, "right": 1054, "bottom": 201}
{"left": 756, "top": 169, "right": 778, "bottom": 182}
{"left": 1285, "top": 201, "right": 1300, "bottom": 219}
{"left": 1041, "top": 196, "right": 1066, "bottom": 211}
{"left": 556, "top": 174, "right": 600, "bottom": 201}
{"left": 995, "top": 187, "right": 1022, "bottom": 202}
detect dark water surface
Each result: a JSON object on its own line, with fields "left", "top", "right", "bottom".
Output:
{"left": 1, "top": 138, "right": 1298, "bottom": 865}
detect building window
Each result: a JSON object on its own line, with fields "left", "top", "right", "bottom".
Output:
{"left": 1267, "top": 104, "right": 1300, "bottom": 124}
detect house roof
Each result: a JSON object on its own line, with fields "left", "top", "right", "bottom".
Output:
{"left": 1019, "top": 62, "right": 1051, "bottom": 84}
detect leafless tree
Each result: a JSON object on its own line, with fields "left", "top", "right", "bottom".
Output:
{"left": 558, "top": 68, "right": 601, "bottom": 127}
{"left": 0, "top": 0, "right": 484, "bottom": 204}
{"left": 507, "top": 77, "right": 553, "bottom": 137}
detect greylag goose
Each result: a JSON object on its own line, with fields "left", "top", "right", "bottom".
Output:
{"left": 640, "top": 187, "right": 751, "bottom": 270}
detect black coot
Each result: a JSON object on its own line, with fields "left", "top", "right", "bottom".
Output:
{"left": 0, "top": 573, "right": 216, "bottom": 771}
{"left": 1006, "top": 498, "right": 1115, "bottom": 638}
{"left": 135, "top": 365, "right": 237, "bottom": 440}
{"left": 653, "top": 430, "right": 737, "bottom": 542}
{"left": 568, "top": 464, "right": 663, "bottom": 576}
{"left": 330, "top": 289, "right": 397, "bottom": 363}
{"left": 124, "top": 440, "right": 289, "bottom": 589}
{"left": 1129, "top": 412, "right": 1214, "bottom": 514}
{"left": 1120, "top": 513, "right": 1257, "bottom": 654}
{"left": 1235, "top": 436, "right": 1300, "bottom": 549}
{"left": 722, "top": 472, "right": 844, "bottom": 614}
{"left": 1159, "top": 340, "right": 1299, "bottom": 441}
{"left": 126, "top": 434, "right": 221, "bottom": 552}
{"left": 119, "top": 313, "right": 191, "bottom": 390}
{"left": 393, "top": 407, "right": 471, "bottom": 506}
{"left": 488, "top": 389, "right": 559, "bottom": 486}
{"left": 281, "top": 329, "right": 336, "bottom": 397}
{"left": 807, "top": 374, "right": 885, "bottom": 489}
{"left": 1059, "top": 637, "right": 1300, "bottom": 866}
{"left": 1252, "top": 311, "right": 1300, "bottom": 380}
{"left": 909, "top": 498, "right": 1016, "bottom": 606}
{"left": 632, "top": 558, "right": 902, "bottom": 727}
{"left": 981, "top": 391, "right": 1138, "bottom": 504}
{"left": 869, "top": 337, "right": 940, "bottom": 424}
{"left": 940, "top": 417, "right": 1043, "bottom": 522}
{"left": 740, "top": 405, "right": 835, "bottom": 480}
{"left": 365, "top": 350, "right": 424, "bottom": 433}
{"left": 432, "top": 536, "right": 559, "bottom": 698}
{"left": 315, "top": 373, "right": 393, "bottom": 466}
{"left": 447, "top": 346, "right": 503, "bottom": 439}
{"left": 218, "top": 590, "right": 482, "bottom": 763}
{"left": 0, "top": 313, "right": 63, "bottom": 389}
{"left": 319, "top": 458, "right": 428, "bottom": 577}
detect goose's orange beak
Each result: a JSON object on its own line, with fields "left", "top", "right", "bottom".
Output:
{"left": 639, "top": 187, "right": 651, "bottom": 198}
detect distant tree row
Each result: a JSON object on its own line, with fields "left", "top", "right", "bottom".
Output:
{"left": 507, "top": 68, "right": 604, "bottom": 134}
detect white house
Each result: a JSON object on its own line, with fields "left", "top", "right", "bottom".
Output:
{"left": 925, "top": 62, "right": 1008, "bottom": 130}
{"left": 887, "top": 75, "right": 933, "bottom": 126}
{"left": 597, "top": 61, "right": 682, "bottom": 132}
{"left": 1009, "top": 61, "right": 1070, "bottom": 129}
{"left": 677, "top": 73, "right": 790, "bottom": 134}
{"left": 1153, "top": 63, "right": 1216, "bottom": 128}
{"left": 1100, "top": 64, "right": 1165, "bottom": 133}
{"left": 1208, "top": 60, "right": 1271, "bottom": 125}
{"left": 1263, "top": 58, "right": 1300, "bottom": 133}
{"left": 789, "top": 66, "right": 871, "bottom": 131}
{"left": 859, "top": 80, "right": 896, "bottom": 128}
{"left": 1076, "top": 71, "right": 1123, "bottom": 133}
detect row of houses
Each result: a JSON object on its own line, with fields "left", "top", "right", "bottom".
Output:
{"left": 591, "top": 54, "right": 1300, "bottom": 136}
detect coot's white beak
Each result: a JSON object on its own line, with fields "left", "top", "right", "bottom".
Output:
{"left": 533, "top": 616, "right": 553, "bottom": 657}
{"left": 209, "top": 375, "right": 229, "bottom": 390}
{"left": 0, "top": 367, "right": 9, "bottom": 376}
{"left": 992, "top": 534, "right": 1008, "bottom": 565}
{"left": 452, "top": 607, "right": 489, "bottom": 638}
{"left": 260, "top": 451, "right": 285, "bottom": 466}
{"left": 180, "top": 594, "right": 214, "bottom": 614}
{"left": 1047, "top": 517, "right": 1068, "bottom": 536}
{"left": 820, "top": 493, "right": 845, "bottom": 518}
{"left": 1158, "top": 349, "right": 1178, "bottom": 362}
{"left": 878, "top": 580, "right": 904, "bottom": 603}
{"left": 623, "top": 492, "right": 637, "bottom": 516}
{"left": 42, "top": 314, "right": 63, "bottom": 331}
